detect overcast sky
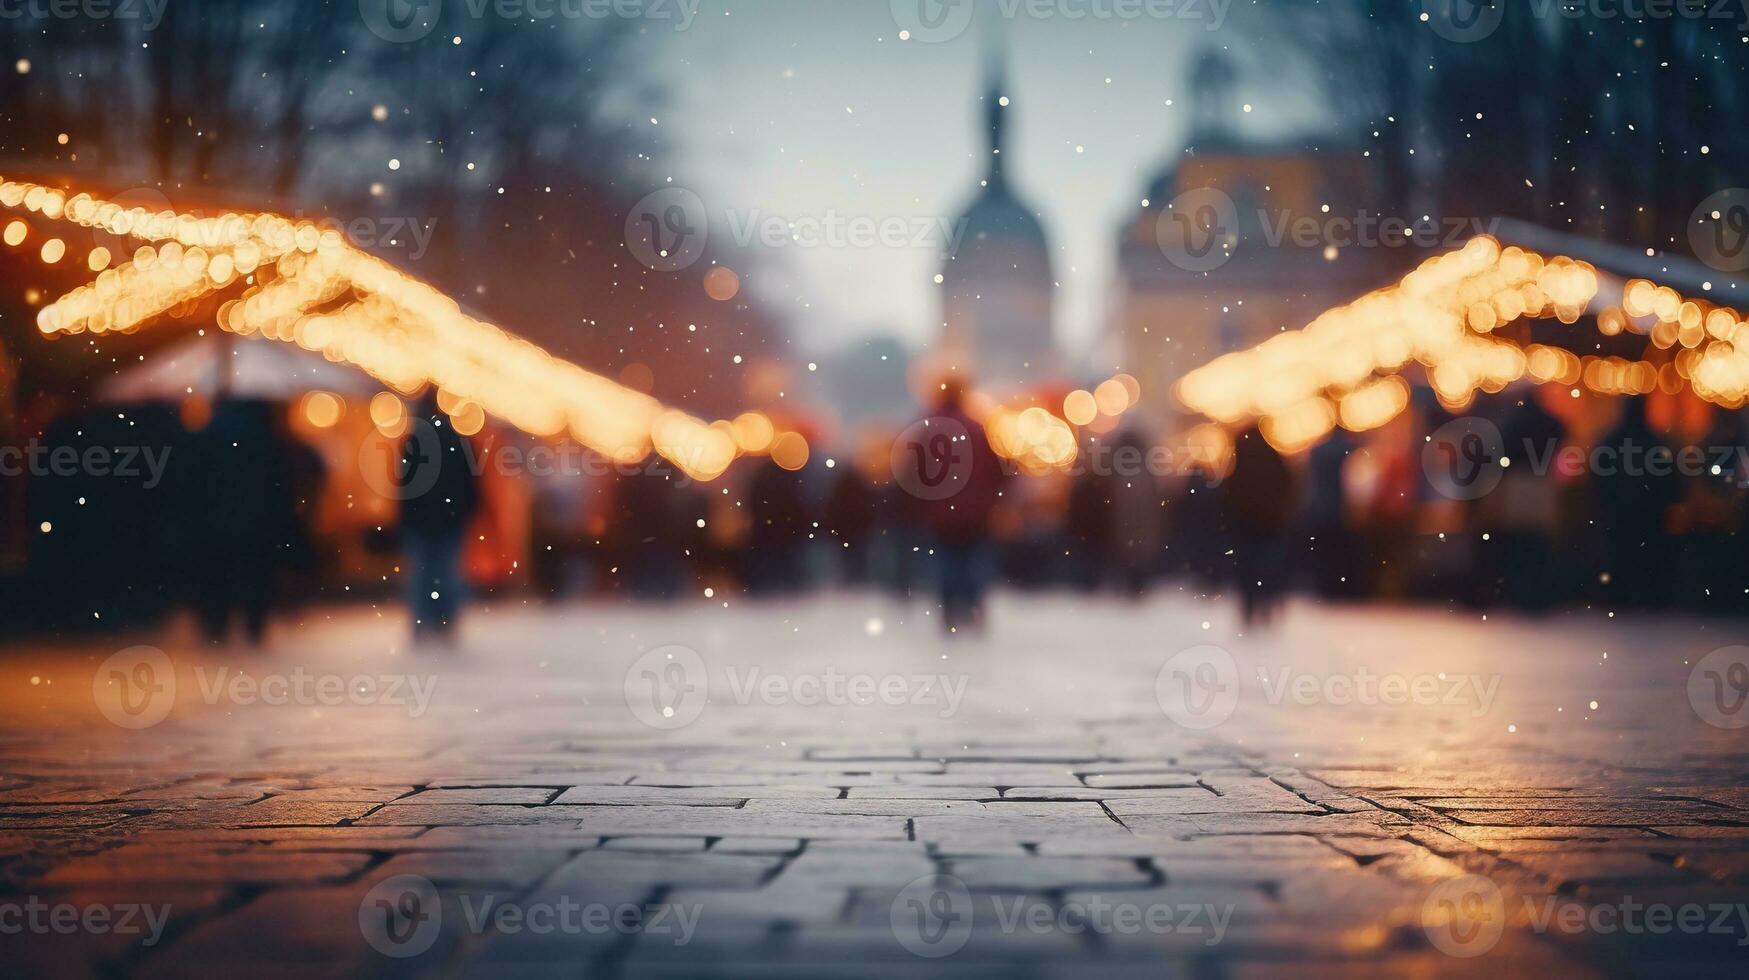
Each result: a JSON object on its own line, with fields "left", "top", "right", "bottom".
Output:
{"left": 641, "top": 0, "right": 1326, "bottom": 363}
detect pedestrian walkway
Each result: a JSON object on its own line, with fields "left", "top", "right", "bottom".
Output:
{"left": 2, "top": 593, "right": 1746, "bottom": 976}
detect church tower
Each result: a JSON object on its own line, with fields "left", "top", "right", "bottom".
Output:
{"left": 937, "top": 34, "right": 1056, "bottom": 391}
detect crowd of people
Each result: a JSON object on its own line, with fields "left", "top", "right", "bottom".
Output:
{"left": 9, "top": 381, "right": 1749, "bottom": 642}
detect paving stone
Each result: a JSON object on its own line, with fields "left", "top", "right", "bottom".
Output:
{"left": 711, "top": 837, "right": 804, "bottom": 854}
{"left": 571, "top": 806, "right": 907, "bottom": 841}
{"left": 5, "top": 595, "right": 1748, "bottom": 975}
{"left": 601, "top": 836, "right": 712, "bottom": 851}
{"left": 41, "top": 846, "right": 370, "bottom": 886}
{"left": 948, "top": 856, "right": 1152, "bottom": 890}
{"left": 355, "top": 804, "right": 604, "bottom": 827}
{"left": 386, "top": 788, "right": 559, "bottom": 805}
{"left": 371, "top": 848, "right": 573, "bottom": 886}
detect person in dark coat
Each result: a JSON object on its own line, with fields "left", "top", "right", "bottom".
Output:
{"left": 179, "top": 398, "right": 303, "bottom": 646}
{"left": 1222, "top": 424, "right": 1296, "bottom": 627}
{"left": 398, "top": 392, "right": 481, "bottom": 642}
{"left": 903, "top": 379, "right": 1006, "bottom": 635}
{"left": 1593, "top": 397, "right": 1675, "bottom": 609}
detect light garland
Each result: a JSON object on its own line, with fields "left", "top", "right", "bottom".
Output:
{"left": 1, "top": 179, "right": 793, "bottom": 481}
{"left": 1176, "top": 235, "right": 1749, "bottom": 453}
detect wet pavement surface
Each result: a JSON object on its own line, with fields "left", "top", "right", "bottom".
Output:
{"left": 2, "top": 591, "right": 1747, "bottom": 977}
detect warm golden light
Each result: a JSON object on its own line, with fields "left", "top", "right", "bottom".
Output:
{"left": 2, "top": 178, "right": 788, "bottom": 482}
{"left": 1063, "top": 390, "right": 1097, "bottom": 426}
{"left": 770, "top": 431, "right": 810, "bottom": 471}
{"left": 301, "top": 391, "right": 343, "bottom": 429}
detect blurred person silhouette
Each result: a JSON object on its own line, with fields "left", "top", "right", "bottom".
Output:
{"left": 1107, "top": 428, "right": 1165, "bottom": 597}
{"left": 398, "top": 391, "right": 480, "bottom": 643}
{"left": 176, "top": 398, "right": 303, "bottom": 646}
{"left": 905, "top": 378, "right": 1006, "bottom": 635}
{"left": 1066, "top": 444, "right": 1115, "bottom": 590}
{"left": 1593, "top": 396, "right": 1676, "bottom": 609}
{"left": 1676, "top": 411, "right": 1745, "bottom": 611}
{"left": 1482, "top": 394, "right": 1567, "bottom": 609}
{"left": 824, "top": 456, "right": 878, "bottom": 583}
{"left": 610, "top": 460, "right": 688, "bottom": 599}
{"left": 746, "top": 454, "right": 810, "bottom": 595}
{"left": 1223, "top": 424, "right": 1296, "bottom": 627}
{"left": 1302, "top": 427, "right": 1357, "bottom": 598}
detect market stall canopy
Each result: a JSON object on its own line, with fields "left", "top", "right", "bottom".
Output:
{"left": 96, "top": 332, "right": 376, "bottom": 403}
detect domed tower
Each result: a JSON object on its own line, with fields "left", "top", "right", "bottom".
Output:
{"left": 938, "top": 45, "right": 1056, "bottom": 390}
{"left": 1113, "top": 45, "right": 1384, "bottom": 424}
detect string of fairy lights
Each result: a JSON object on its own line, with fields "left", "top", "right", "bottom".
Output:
{"left": 11, "top": 181, "right": 1738, "bottom": 473}
{"left": 0, "top": 179, "right": 803, "bottom": 481}
{"left": 1175, "top": 235, "right": 1749, "bottom": 453}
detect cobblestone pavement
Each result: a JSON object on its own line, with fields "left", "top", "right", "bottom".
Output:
{"left": 2, "top": 591, "right": 1747, "bottom": 977}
